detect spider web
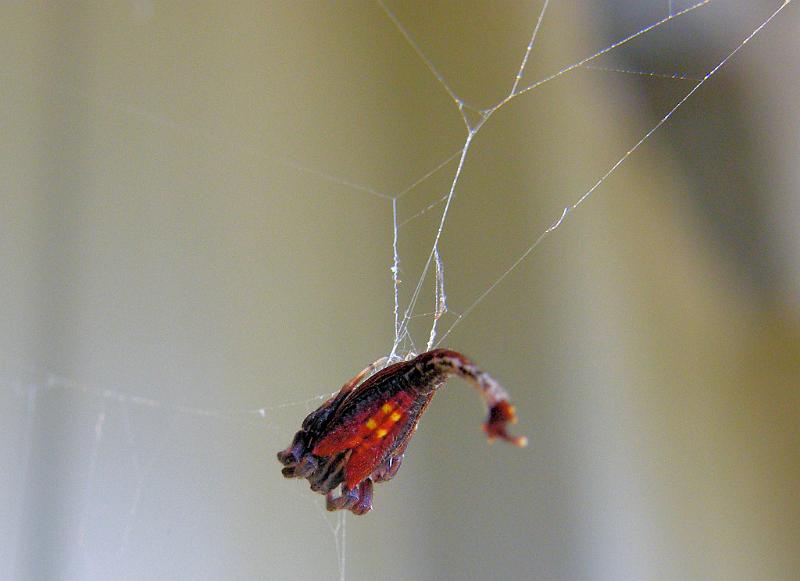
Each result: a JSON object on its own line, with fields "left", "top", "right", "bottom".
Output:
{"left": 0, "top": 1, "right": 795, "bottom": 580}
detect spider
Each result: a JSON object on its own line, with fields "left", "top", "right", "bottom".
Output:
{"left": 277, "top": 348, "right": 526, "bottom": 515}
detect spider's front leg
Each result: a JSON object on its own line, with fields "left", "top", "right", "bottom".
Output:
{"left": 326, "top": 479, "right": 374, "bottom": 515}
{"left": 343, "top": 357, "right": 389, "bottom": 394}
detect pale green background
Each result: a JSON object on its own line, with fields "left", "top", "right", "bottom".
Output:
{"left": 1, "top": 2, "right": 798, "bottom": 580}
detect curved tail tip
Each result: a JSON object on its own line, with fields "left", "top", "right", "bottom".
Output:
{"left": 484, "top": 401, "right": 527, "bottom": 448}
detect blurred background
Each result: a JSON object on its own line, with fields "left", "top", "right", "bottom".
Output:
{"left": 1, "top": 1, "right": 798, "bottom": 580}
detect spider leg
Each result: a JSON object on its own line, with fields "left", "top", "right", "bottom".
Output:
{"left": 372, "top": 436, "right": 413, "bottom": 484}
{"left": 340, "top": 356, "right": 389, "bottom": 395}
{"left": 352, "top": 479, "right": 373, "bottom": 515}
{"left": 325, "top": 479, "right": 374, "bottom": 515}
{"left": 326, "top": 485, "right": 358, "bottom": 512}
{"left": 372, "top": 454, "right": 403, "bottom": 483}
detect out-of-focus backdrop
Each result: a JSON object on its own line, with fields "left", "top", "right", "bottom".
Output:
{"left": 1, "top": 1, "right": 798, "bottom": 580}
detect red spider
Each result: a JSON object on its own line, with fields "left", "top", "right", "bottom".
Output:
{"left": 277, "top": 349, "right": 526, "bottom": 515}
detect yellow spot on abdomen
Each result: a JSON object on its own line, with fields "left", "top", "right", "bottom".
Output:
{"left": 389, "top": 411, "right": 402, "bottom": 422}
{"left": 365, "top": 418, "right": 378, "bottom": 430}
{"left": 381, "top": 403, "right": 393, "bottom": 414}
{"left": 375, "top": 428, "right": 388, "bottom": 438}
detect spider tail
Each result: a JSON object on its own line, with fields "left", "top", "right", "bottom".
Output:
{"left": 416, "top": 349, "right": 527, "bottom": 448}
